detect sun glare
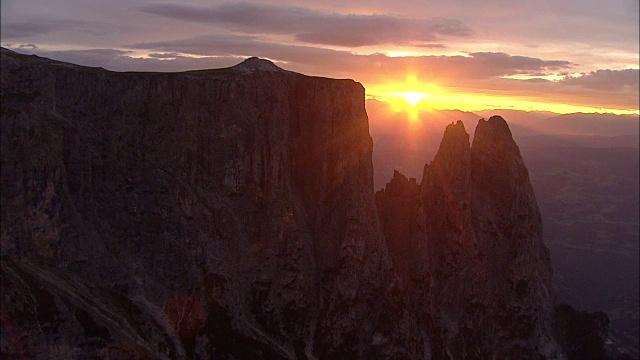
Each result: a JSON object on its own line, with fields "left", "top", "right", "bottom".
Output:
{"left": 403, "top": 91, "right": 423, "bottom": 106}
{"left": 366, "top": 75, "right": 442, "bottom": 121}
{"left": 366, "top": 74, "right": 639, "bottom": 117}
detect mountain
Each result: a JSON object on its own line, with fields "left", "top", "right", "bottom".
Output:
{"left": 536, "top": 113, "right": 639, "bottom": 136}
{"left": 474, "top": 110, "right": 639, "bottom": 138}
{"left": 376, "top": 118, "right": 559, "bottom": 358}
{"left": 365, "top": 103, "right": 631, "bottom": 189}
{"left": 516, "top": 134, "right": 639, "bottom": 150}
{"left": 474, "top": 109, "right": 558, "bottom": 123}
{"left": 1, "top": 48, "right": 599, "bottom": 359}
{"left": 366, "top": 100, "right": 481, "bottom": 189}
{"left": 1, "top": 48, "right": 392, "bottom": 359}
{"left": 367, "top": 103, "right": 639, "bottom": 358}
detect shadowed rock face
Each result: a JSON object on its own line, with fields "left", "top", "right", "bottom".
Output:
{"left": 1, "top": 48, "right": 395, "bottom": 359}
{"left": 2, "top": 48, "right": 562, "bottom": 359}
{"left": 376, "top": 119, "right": 560, "bottom": 359}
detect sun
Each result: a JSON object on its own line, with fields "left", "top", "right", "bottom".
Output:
{"left": 404, "top": 91, "right": 422, "bottom": 106}
{"left": 404, "top": 91, "right": 420, "bottom": 106}
{"left": 366, "top": 75, "right": 440, "bottom": 121}
{"left": 384, "top": 90, "right": 431, "bottom": 122}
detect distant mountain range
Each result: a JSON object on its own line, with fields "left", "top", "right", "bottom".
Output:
{"left": 478, "top": 109, "right": 639, "bottom": 137}
{"left": 368, "top": 101, "right": 639, "bottom": 188}
{"left": 368, "top": 102, "right": 640, "bottom": 358}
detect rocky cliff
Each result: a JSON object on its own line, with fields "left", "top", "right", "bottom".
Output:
{"left": 376, "top": 119, "right": 560, "bottom": 359}
{"left": 2, "top": 48, "right": 562, "bottom": 359}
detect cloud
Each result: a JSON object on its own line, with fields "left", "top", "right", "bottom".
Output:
{"left": 127, "top": 35, "right": 574, "bottom": 81}
{"left": 147, "top": 52, "right": 182, "bottom": 59}
{"left": 19, "top": 43, "right": 38, "bottom": 49}
{"left": 127, "top": 34, "right": 355, "bottom": 73}
{"left": 560, "top": 69, "right": 639, "bottom": 91}
{"left": 128, "top": 34, "right": 271, "bottom": 57}
{"left": 0, "top": 19, "right": 132, "bottom": 39}
{"left": 413, "top": 43, "right": 447, "bottom": 49}
{"left": 368, "top": 52, "right": 573, "bottom": 82}
{"left": 467, "top": 52, "right": 571, "bottom": 74}
{"left": 137, "top": 2, "right": 472, "bottom": 47}
{"left": 0, "top": 22, "right": 60, "bottom": 39}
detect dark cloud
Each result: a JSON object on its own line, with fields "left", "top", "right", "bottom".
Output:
{"left": 1, "top": 19, "right": 131, "bottom": 39}
{"left": 129, "top": 34, "right": 269, "bottom": 57}
{"left": 19, "top": 44, "right": 38, "bottom": 49}
{"left": 137, "top": 2, "right": 471, "bottom": 47}
{"left": 467, "top": 52, "right": 571, "bottom": 73}
{"left": 0, "top": 22, "right": 60, "bottom": 38}
{"left": 560, "top": 69, "right": 639, "bottom": 91}
{"left": 373, "top": 52, "right": 573, "bottom": 82}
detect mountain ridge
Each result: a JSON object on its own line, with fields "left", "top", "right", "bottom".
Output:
{"left": 1, "top": 49, "right": 605, "bottom": 359}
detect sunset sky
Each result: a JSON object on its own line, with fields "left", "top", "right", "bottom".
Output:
{"left": 1, "top": 0, "right": 638, "bottom": 114}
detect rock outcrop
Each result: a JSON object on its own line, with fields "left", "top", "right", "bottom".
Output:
{"left": 376, "top": 119, "right": 560, "bottom": 358}
{"left": 1, "top": 48, "right": 395, "bottom": 359}
{"left": 2, "top": 48, "right": 562, "bottom": 359}
{"left": 554, "top": 303, "right": 610, "bottom": 360}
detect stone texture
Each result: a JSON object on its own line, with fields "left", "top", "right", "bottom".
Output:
{"left": 1, "top": 49, "right": 395, "bottom": 359}
{"left": 376, "top": 119, "right": 561, "bottom": 359}
{"left": 2, "top": 48, "right": 565, "bottom": 359}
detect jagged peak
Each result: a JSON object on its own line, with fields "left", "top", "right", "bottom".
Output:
{"left": 448, "top": 120, "right": 467, "bottom": 131}
{"left": 435, "top": 120, "right": 471, "bottom": 157}
{"left": 444, "top": 120, "right": 470, "bottom": 142}
{"left": 474, "top": 116, "right": 512, "bottom": 140}
{"left": 392, "top": 169, "right": 407, "bottom": 181}
{"left": 472, "top": 115, "right": 517, "bottom": 150}
{"left": 380, "top": 169, "right": 418, "bottom": 197}
{"left": 232, "top": 57, "right": 285, "bottom": 73}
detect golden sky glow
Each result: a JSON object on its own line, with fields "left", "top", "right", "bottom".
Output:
{"left": 368, "top": 87, "right": 639, "bottom": 116}
{"left": 1, "top": 0, "right": 638, "bottom": 116}
{"left": 366, "top": 74, "right": 639, "bottom": 116}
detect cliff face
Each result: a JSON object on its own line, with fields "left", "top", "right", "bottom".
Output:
{"left": 1, "top": 48, "right": 561, "bottom": 359}
{"left": 1, "top": 49, "right": 397, "bottom": 359}
{"left": 377, "top": 119, "right": 559, "bottom": 358}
